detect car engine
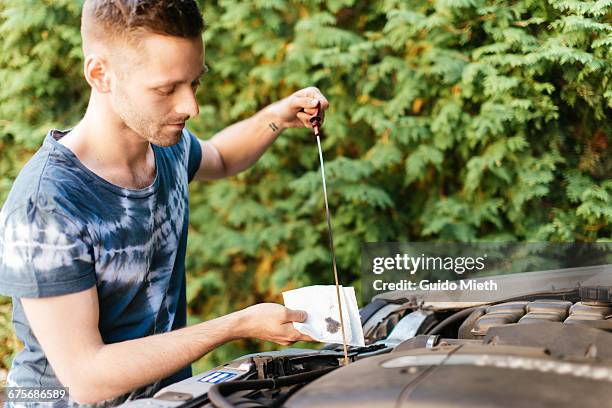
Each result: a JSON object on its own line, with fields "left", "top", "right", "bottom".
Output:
{"left": 122, "top": 266, "right": 612, "bottom": 408}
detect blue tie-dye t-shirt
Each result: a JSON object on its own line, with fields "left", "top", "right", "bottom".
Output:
{"left": 0, "top": 128, "right": 202, "bottom": 406}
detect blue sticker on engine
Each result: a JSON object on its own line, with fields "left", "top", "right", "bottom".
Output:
{"left": 198, "top": 371, "right": 237, "bottom": 384}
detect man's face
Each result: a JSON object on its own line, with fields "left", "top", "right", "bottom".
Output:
{"left": 109, "top": 33, "right": 205, "bottom": 146}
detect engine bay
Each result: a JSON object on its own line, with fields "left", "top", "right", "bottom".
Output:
{"left": 121, "top": 268, "right": 612, "bottom": 408}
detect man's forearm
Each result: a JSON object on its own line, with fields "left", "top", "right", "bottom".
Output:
{"left": 207, "top": 107, "right": 284, "bottom": 177}
{"left": 74, "top": 311, "right": 245, "bottom": 404}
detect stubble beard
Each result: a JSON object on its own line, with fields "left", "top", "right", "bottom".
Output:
{"left": 147, "top": 128, "right": 184, "bottom": 147}
{"left": 114, "top": 94, "right": 183, "bottom": 147}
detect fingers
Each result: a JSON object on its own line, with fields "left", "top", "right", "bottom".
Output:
{"left": 281, "top": 335, "right": 316, "bottom": 345}
{"left": 293, "top": 86, "right": 329, "bottom": 111}
{"left": 278, "top": 327, "right": 316, "bottom": 345}
{"left": 297, "top": 108, "right": 326, "bottom": 129}
{"left": 301, "top": 107, "right": 319, "bottom": 115}
{"left": 290, "top": 95, "right": 321, "bottom": 111}
{"left": 285, "top": 308, "right": 308, "bottom": 323}
{"left": 297, "top": 111, "right": 312, "bottom": 128}
{"left": 298, "top": 334, "right": 316, "bottom": 342}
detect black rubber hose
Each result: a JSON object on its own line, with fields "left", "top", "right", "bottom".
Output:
{"left": 208, "top": 367, "right": 337, "bottom": 408}
{"left": 426, "top": 307, "right": 480, "bottom": 336}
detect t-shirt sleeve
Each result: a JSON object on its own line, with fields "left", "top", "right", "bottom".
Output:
{"left": 0, "top": 202, "right": 96, "bottom": 298}
{"left": 185, "top": 129, "right": 202, "bottom": 183}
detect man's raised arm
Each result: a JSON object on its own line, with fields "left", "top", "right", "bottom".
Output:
{"left": 194, "top": 87, "right": 329, "bottom": 180}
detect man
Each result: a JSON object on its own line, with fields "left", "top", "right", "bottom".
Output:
{"left": 0, "top": 1, "right": 327, "bottom": 406}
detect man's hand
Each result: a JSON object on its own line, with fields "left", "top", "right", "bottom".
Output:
{"left": 265, "top": 87, "right": 330, "bottom": 130}
{"left": 237, "top": 303, "right": 314, "bottom": 345}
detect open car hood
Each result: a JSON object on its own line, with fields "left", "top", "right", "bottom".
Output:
{"left": 122, "top": 263, "right": 612, "bottom": 408}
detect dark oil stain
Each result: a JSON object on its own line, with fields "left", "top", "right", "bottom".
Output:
{"left": 325, "top": 317, "right": 341, "bottom": 333}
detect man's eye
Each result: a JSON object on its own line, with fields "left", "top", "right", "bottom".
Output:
{"left": 191, "top": 80, "right": 201, "bottom": 90}
{"left": 156, "top": 87, "right": 175, "bottom": 96}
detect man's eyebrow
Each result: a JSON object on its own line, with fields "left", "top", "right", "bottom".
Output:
{"left": 151, "top": 65, "right": 209, "bottom": 88}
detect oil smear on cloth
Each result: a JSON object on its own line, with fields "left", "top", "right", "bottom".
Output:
{"left": 282, "top": 285, "right": 365, "bottom": 347}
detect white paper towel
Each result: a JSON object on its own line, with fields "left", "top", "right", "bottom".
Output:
{"left": 282, "top": 285, "right": 365, "bottom": 347}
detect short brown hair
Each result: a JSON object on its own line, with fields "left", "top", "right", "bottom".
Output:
{"left": 82, "top": 0, "right": 205, "bottom": 52}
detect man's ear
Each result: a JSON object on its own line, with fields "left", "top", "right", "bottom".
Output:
{"left": 83, "top": 54, "right": 112, "bottom": 93}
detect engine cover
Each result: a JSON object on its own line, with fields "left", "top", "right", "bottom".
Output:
{"left": 286, "top": 342, "right": 612, "bottom": 408}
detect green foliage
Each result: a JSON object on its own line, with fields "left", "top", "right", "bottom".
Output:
{"left": 0, "top": 300, "right": 20, "bottom": 382}
{"left": 1, "top": 0, "right": 610, "bottom": 375}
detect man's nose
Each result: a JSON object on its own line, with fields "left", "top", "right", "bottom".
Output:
{"left": 175, "top": 87, "right": 200, "bottom": 119}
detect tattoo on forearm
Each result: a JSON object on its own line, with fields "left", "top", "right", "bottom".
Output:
{"left": 268, "top": 122, "right": 279, "bottom": 132}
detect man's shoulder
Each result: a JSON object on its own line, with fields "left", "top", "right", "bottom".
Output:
{"left": 1, "top": 134, "right": 91, "bottom": 225}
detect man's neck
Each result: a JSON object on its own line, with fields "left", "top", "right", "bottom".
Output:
{"left": 59, "top": 96, "right": 157, "bottom": 190}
